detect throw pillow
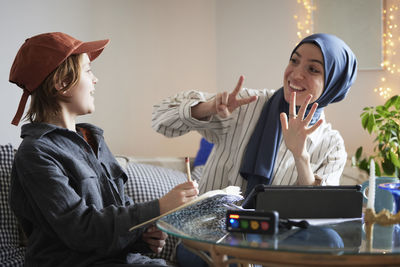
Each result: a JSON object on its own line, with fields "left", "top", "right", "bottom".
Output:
{"left": 124, "top": 163, "right": 188, "bottom": 263}
{"left": 0, "top": 144, "right": 25, "bottom": 267}
{"left": 193, "top": 138, "right": 213, "bottom": 167}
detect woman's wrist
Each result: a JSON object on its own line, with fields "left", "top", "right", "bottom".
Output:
{"left": 294, "top": 152, "right": 315, "bottom": 185}
{"left": 296, "top": 151, "right": 310, "bottom": 163}
{"left": 191, "top": 99, "right": 216, "bottom": 120}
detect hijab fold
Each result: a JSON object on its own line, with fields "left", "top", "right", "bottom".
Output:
{"left": 240, "top": 33, "right": 358, "bottom": 196}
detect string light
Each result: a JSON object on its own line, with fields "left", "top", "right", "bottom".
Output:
{"left": 293, "top": 0, "right": 315, "bottom": 40}
{"left": 293, "top": 0, "right": 400, "bottom": 99}
{"left": 294, "top": 1, "right": 397, "bottom": 99}
{"left": 376, "top": 2, "right": 400, "bottom": 99}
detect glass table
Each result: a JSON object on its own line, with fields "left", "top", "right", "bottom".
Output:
{"left": 156, "top": 195, "right": 400, "bottom": 266}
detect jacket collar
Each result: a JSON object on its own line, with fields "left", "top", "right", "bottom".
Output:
{"left": 21, "top": 122, "right": 104, "bottom": 139}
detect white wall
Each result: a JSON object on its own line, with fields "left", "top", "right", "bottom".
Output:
{"left": 0, "top": 0, "right": 216, "bottom": 157}
{"left": 215, "top": 0, "right": 302, "bottom": 90}
{"left": 0, "top": 0, "right": 97, "bottom": 148}
{"left": 0, "top": 0, "right": 391, "bottom": 159}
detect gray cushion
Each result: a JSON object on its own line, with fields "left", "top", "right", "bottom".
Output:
{"left": 124, "top": 163, "right": 188, "bottom": 263}
{"left": 0, "top": 144, "right": 25, "bottom": 267}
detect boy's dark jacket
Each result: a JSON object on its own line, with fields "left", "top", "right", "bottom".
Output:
{"left": 9, "top": 123, "right": 161, "bottom": 267}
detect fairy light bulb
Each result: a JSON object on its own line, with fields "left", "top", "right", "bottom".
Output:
{"left": 376, "top": 4, "right": 400, "bottom": 99}
{"left": 294, "top": 0, "right": 315, "bottom": 40}
{"left": 293, "top": 1, "right": 396, "bottom": 99}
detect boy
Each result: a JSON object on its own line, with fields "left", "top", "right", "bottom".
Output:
{"left": 8, "top": 32, "right": 198, "bottom": 267}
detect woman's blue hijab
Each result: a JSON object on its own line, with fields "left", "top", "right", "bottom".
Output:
{"left": 240, "top": 33, "right": 358, "bottom": 196}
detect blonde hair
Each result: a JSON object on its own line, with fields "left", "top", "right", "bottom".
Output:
{"left": 25, "top": 54, "right": 83, "bottom": 123}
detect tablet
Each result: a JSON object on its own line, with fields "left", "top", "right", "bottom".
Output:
{"left": 242, "top": 185, "right": 363, "bottom": 219}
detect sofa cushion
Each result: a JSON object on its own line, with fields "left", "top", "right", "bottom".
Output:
{"left": 0, "top": 144, "right": 25, "bottom": 267}
{"left": 124, "top": 163, "right": 188, "bottom": 263}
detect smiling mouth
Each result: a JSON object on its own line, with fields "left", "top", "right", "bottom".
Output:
{"left": 289, "top": 82, "right": 306, "bottom": 92}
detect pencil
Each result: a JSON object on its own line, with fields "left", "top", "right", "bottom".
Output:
{"left": 185, "top": 157, "right": 192, "bottom": 182}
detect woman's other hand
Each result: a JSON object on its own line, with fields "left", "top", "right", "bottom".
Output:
{"left": 279, "top": 92, "right": 323, "bottom": 158}
{"left": 142, "top": 225, "right": 168, "bottom": 254}
{"left": 191, "top": 76, "right": 258, "bottom": 120}
{"left": 280, "top": 92, "right": 323, "bottom": 185}
{"left": 158, "top": 181, "right": 199, "bottom": 214}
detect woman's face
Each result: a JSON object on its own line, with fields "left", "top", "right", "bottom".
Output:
{"left": 64, "top": 53, "right": 98, "bottom": 116}
{"left": 283, "top": 43, "right": 324, "bottom": 105}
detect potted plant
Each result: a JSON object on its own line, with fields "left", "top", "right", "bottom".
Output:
{"left": 352, "top": 95, "right": 400, "bottom": 177}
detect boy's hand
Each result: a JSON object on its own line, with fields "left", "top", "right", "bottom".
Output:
{"left": 142, "top": 225, "right": 168, "bottom": 254}
{"left": 158, "top": 181, "right": 199, "bottom": 214}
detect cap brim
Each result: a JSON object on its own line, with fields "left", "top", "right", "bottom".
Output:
{"left": 73, "top": 39, "right": 110, "bottom": 61}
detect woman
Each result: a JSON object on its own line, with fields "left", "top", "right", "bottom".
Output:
{"left": 152, "top": 33, "right": 358, "bottom": 197}
{"left": 8, "top": 32, "right": 198, "bottom": 267}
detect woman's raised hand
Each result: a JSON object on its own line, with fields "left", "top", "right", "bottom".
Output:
{"left": 191, "top": 76, "right": 258, "bottom": 120}
{"left": 279, "top": 92, "right": 323, "bottom": 158}
{"left": 214, "top": 76, "right": 258, "bottom": 118}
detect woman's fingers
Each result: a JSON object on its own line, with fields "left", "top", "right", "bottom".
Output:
{"left": 231, "top": 75, "right": 244, "bottom": 97}
{"left": 289, "top": 92, "right": 297, "bottom": 119}
{"left": 216, "top": 76, "right": 258, "bottom": 117}
{"left": 303, "top": 102, "right": 318, "bottom": 126}
{"left": 221, "top": 91, "right": 228, "bottom": 105}
{"left": 298, "top": 94, "right": 312, "bottom": 120}
{"left": 236, "top": 95, "right": 258, "bottom": 107}
{"left": 306, "top": 118, "right": 323, "bottom": 135}
{"left": 215, "top": 92, "right": 229, "bottom": 117}
{"left": 215, "top": 93, "right": 222, "bottom": 106}
{"left": 280, "top": 112, "right": 289, "bottom": 131}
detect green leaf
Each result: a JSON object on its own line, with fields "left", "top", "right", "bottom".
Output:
{"left": 355, "top": 147, "right": 363, "bottom": 160}
{"left": 385, "top": 95, "right": 397, "bottom": 109}
{"left": 382, "top": 158, "right": 395, "bottom": 176}
{"left": 359, "top": 159, "right": 370, "bottom": 175}
{"left": 390, "top": 150, "right": 400, "bottom": 169}
{"left": 367, "top": 113, "right": 376, "bottom": 134}
{"left": 355, "top": 95, "right": 400, "bottom": 177}
{"left": 376, "top": 105, "right": 385, "bottom": 112}
{"left": 361, "top": 113, "right": 369, "bottom": 129}
{"left": 375, "top": 162, "right": 382, "bottom": 176}
{"left": 394, "top": 95, "right": 400, "bottom": 109}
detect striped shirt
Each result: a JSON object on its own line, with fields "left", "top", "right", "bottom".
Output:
{"left": 152, "top": 88, "right": 347, "bottom": 194}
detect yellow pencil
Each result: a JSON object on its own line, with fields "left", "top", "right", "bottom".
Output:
{"left": 185, "top": 157, "right": 192, "bottom": 182}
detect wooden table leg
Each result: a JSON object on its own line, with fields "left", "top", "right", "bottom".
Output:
{"left": 209, "top": 244, "right": 228, "bottom": 267}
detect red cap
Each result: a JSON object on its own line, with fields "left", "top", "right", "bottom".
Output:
{"left": 9, "top": 32, "right": 109, "bottom": 125}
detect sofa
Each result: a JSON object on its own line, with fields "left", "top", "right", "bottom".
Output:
{"left": 0, "top": 143, "right": 367, "bottom": 266}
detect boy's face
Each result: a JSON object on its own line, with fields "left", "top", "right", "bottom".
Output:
{"left": 64, "top": 53, "right": 98, "bottom": 116}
